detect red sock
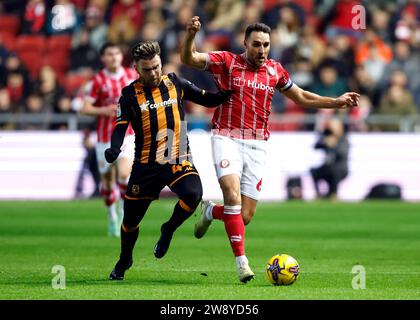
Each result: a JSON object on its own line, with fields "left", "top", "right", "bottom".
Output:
{"left": 100, "top": 185, "right": 117, "bottom": 207}
{"left": 118, "top": 182, "right": 127, "bottom": 200}
{"left": 222, "top": 205, "right": 245, "bottom": 257}
{"left": 211, "top": 205, "right": 224, "bottom": 220}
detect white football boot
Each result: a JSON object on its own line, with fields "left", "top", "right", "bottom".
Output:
{"left": 237, "top": 256, "right": 255, "bottom": 283}
{"left": 194, "top": 200, "right": 215, "bottom": 239}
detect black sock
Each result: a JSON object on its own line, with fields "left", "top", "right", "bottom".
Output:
{"left": 164, "top": 201, "right": 195, "bottom": 233}
{"left": 119, "top": 199, "right": 151, "bottom": 262}
{"left": 120, "top": 225, "right": 139, "bottom": 262}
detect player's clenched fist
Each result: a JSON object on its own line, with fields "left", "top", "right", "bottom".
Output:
{"left": 186, "top": 16, "right": 201, "bottom": 36}
{"left": 104, "top": 148, "right": 121, "bottom": 163}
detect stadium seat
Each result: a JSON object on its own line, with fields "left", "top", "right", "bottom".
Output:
{"left": 46, "top": 35, "right": 72, "bottom": 54}
{"left": 0, "top": 32, "right": 17, "bottom": 51}
{"left": 42, "top": 51, "right": 70, "bottom": 74}
{"left": 18, "top": 51, "right": 43, "bottom": 79}
{"left": 0, "top": 15, "right": 20, "bottom": 35}
{"left": 64, "top": 73, "right": 90, "bottom": 95}
{"left": 16, "top": 35, "right": 46, "bottom": 54}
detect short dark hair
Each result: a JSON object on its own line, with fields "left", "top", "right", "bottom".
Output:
{"left": 132, "top": 41, "right": 161, "bottom": 61}
{"left": 245, "top": 23, "right": 271, "bottom": 39}
{"left": 99, "top": 42, "right": 120, "bottom": 56}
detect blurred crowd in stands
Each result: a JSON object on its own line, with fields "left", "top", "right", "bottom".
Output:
{"left": 0, "top": 0, "right": 419, "bottom": 132}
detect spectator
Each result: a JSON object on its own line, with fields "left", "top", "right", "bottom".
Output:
{"left": 20, "top": 0, "right": 46, "bottom": 35}
{"left": 394, "top": 2, "right": 419, "bottom": 43}
{"left": 310, "top": 63, "right": 348, "bottom": 100}
{"left": 322, "top": 0, "right": 363, "bottom": 40}
{"left": 50, "top": 95, "right": 74, "bottom": 130}
{"left": 4, "top": 72, "right": 26, "bottom": 110}
{"left": 372, "top": 84, "right": 417, "bottom": 132}
{"left": 328, "top": 34, "right": 356, "bottom": 79}
{"left": 355, "top": 28, "right": 393, "bottom": 66}
{"left": 310, "top": 117, "right": 349, "bottom": 200}
{"left": 351, "top": 64, "right": 377, "bottom": 104}
{"left": 110, "top": 0, "right": 144, "bottom": 30}
{"left": 355, "top": 29, "right": 393, "bottom": 91}
{"left": 206, "top": 0, "right": 245, "bottom": 33}
{"left": 161, "top": 3, "right": 196, "bottom": 59}
{"left": 34, "top": 65, "right": 64, "bottom": 113}
{"left": 0, "top": 54, "right": 32, "bottom": 89}
{"left": 271, "top": 5, "right": 303, "bottom": 54}
{"left": 287, "top": 57, "right": 314, "bottom": 91}
{"left": 142, "top": 0, "right": 174, "bottom": 27}
{"left": 262, "top": 0, "right": 305, "bottom": 29}
{"left": 371, "top": 8, "right": 392, "bottom": 44}
{"left": 72, "top": 4, "right": 108, "bottom": 52}
{"left": 20, "top": 91, "right": 51, "bottom": 130}
{"left": 70, "top": 27, "right": 101, "bottom": 74}
{"left": 235, "top": 0, "right": 264, "bottom": 32}
{"left": 0, "top": 88, "right": 16, "bottom": 130}
{"left": 382, "top": 41, "right": 420, "bottom": 106}
{"left": 296, "top": 25, "right": 326, "bottom": 68}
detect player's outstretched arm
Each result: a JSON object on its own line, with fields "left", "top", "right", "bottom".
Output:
{"left": 180, "top": 77, "right": 233, "bottom": 107}
{"left": 283, "top": 83, "right": 360, "bottom": 109}
{"left": 180, "top": 16, "right": 208, "bottom": 70}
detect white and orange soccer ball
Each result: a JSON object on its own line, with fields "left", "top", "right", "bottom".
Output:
{"left": 266, "top": 254, "right": 300, "bottom": 286}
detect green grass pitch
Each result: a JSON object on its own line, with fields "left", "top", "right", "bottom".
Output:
{"left": 1, "top": 199, "right": 420, "bottom": 300}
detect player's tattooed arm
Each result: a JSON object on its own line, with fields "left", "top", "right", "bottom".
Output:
{"left": 180, "top": 77, "right": 233, "bottom": 107}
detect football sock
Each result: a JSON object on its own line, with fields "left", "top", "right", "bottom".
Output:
{"left": 117, "top": 181, "right": 128, "bottom": 200}
{"left": 100, "top": 185, "right": 118, "bottom": 223}
{"left": 165, "top": 200, "right": 196, "bottom": 233}
{"left": 120, "top": 223, "right": 139, "bottom": 261}
{"left": 117, "top": 181, "right": 128, "bottom": 221}
{"left": 119, "top": 199, "right": 151, "bottom": 261}
{"left": 222, "top": 205, "right": 245, "bottom": 257}
{"left": 210, "top": 204, "right": 224, "bottom": 220}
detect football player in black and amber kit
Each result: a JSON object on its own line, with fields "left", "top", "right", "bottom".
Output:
{"left": 106, "top": 40, "right": 232, "bottom": 280}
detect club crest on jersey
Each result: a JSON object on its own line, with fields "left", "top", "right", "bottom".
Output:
{"left": 163, "top": 78, "right": 174, "bottom": 89}
{"left": 132, "top": 185, "right": 140, "bottom": 195}
{"left": 267, "top": 66, "right": 275, "bottom": 76}
{"left": 220, "top": 159, "right": 230, "bottom": 168}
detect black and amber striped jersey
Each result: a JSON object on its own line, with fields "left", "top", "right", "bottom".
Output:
{"left": 116, "top": 72, "right": 224, "bottom": 165}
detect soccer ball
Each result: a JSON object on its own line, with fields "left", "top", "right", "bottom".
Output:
{"left": 266, "top": 254, "right": 300, "bottom": 286}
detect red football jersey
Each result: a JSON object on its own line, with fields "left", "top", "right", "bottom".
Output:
{"left": 87, "top": 67, "right": 137, "bottom": 143}
{"left": 206, "top": 51, "right": 293, "bottom": 140}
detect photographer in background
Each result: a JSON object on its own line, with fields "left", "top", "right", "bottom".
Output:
{"left": 310, "top": 117, "right": 349, "bottom": 200}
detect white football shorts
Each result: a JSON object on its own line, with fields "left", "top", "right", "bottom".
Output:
{"left": 211, "top": 134, "right": 267, "bottom": 200}
{"left": 95, "top": 134, "right": 135, "bottom": 174}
